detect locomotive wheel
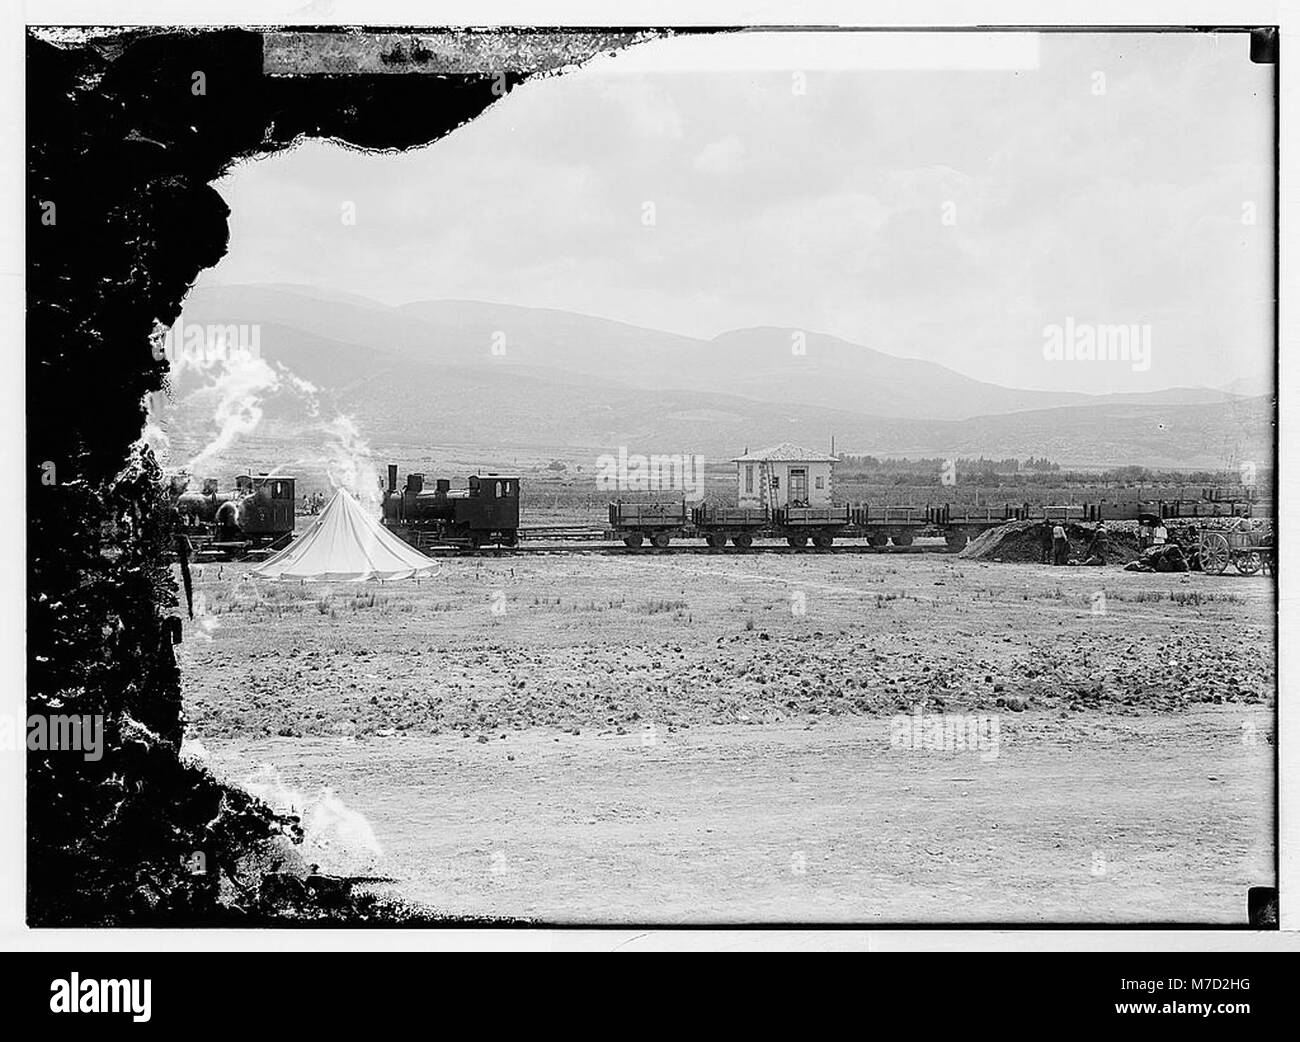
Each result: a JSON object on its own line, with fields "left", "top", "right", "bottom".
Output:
{"left": 813, "top": 533, "right": 834, "bottom": 549}
{"left": 732, "top": 533, "right": 754, "bottom": 549}
{"left": 623, "top": 532, "right": 644, "bottom": 548}
{"left": 1200, "top": 533, "right": 1230, "bottom": 575}
{"left": 891, "top": 532, "right": 914, "bottom": 547}
{"left": 867, "top": 533, "right": 889, "bottom": 548}
{"left": 1235, "top": 550, "right": 1263, "bottom": 576}
{"left": 945, "top": 531, "right": 968, "bottom": 551}
{"left": 786, "top": 535, "right": 808, "bottom": 548}
{"left": 651, "top": 531, "right": 671, "bottom": 548}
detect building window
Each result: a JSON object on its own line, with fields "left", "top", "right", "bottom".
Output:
{"left": 815, "top": 476, "right": 824, "bottom": 490}
{"left": 745, "top": 465, "right": 754, "bottom": 494}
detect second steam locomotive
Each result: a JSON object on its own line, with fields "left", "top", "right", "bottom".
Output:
{"left": 380, "top": 465, "right": 521, "bottom": 550}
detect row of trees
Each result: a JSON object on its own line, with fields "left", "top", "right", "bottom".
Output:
{"left": 834, "top": 456, "right": 1271, "bottom": 491}
{"left": 838, "top": 455, "right": 1059, "bottom": 475}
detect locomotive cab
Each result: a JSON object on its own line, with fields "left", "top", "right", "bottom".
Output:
{"left": 463, "top": 474, "right": 520, "bottom": 540}
{"left": 240, "top": 474, "right": 296, "bottom": 536}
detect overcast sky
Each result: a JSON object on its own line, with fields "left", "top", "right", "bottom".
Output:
{"left": 201, "top": 30, "right": 1274, "bottom": 395}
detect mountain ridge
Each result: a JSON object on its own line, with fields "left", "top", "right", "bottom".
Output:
{"left": 161, "top": 284, "right": 1270, "bottom": 471}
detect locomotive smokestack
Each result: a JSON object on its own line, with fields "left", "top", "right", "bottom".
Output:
{"left": 387, "top": 464, "right": 397, "bottom": 493}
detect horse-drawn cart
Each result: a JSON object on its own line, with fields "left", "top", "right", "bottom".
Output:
{"left": 1197, "top": 528, "right": 1275, "bottom": 576}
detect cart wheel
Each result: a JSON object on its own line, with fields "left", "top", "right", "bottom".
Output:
{"left": 1235, "top": 550, "right": 1263, "bottom": 576}
{"left": 651, "top": 531, "right": 671, "bottom": 548}
{"left": 891, "top": 532, "right": 914, "bottom": 547}
{"left": 623, "top": 532, "right": 644, "bottom": 548}
{"left": 1200, "top": 533, "right": 1230, "bottom": 575}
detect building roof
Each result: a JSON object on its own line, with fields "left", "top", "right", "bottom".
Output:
{"left": 730, "top": 443, "right": 839, "bottom": 464}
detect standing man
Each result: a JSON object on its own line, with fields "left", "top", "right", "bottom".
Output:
{"left": 1040, "top": 521, "right": 1055, "bottom": 564}
{"left": 1137, "top": 518, "right": 1152, "bottom": 550}
{"left": 1152, "top": 520, "right": 1168, "bottom": 547}
{"left": 1052, "top": 521, "right": 1069, "bottom": 565}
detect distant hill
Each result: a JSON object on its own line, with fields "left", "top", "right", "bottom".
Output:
{"left": 157, "top": 284, "right": 1272, "bottom": 475}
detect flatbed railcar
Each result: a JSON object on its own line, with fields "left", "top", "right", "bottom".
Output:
{"left": 607, "top": 496, "right": 1267, "bottom": 551}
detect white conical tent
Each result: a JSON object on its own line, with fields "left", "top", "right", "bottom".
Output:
{"left": 251, "top": 490, "right": 437, "bottom": 582}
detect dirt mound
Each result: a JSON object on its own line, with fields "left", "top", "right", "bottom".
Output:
{"left": 958, "top": 518, "right": 1143, "bottom": 564}
{"left": 1168, "top": 516, "right": 1273, "bottom": 535}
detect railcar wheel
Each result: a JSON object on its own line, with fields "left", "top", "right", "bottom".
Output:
{"left": 1235, "top": 550, "right": 1263, "bottom": 576}
{"left": 1200, "top": 533, "right": 1230, "bottom": 575}
{"left": 706, "top": 532, "right": 728, "bottom": 549}
{"left": 623, "top": 533, "right": 644, "bottom": 548}
{"left": 867, "top": 532, "right": 889, "bottom": 548}
{"left": 945, "top": 531, "right": 968, "bottom": 551}
{"left": 786, "top": 535, "right": 808, "bottom": 548}
{"left": 732, "top": 533, "right": 754, "bottom": 549}
{"left": 813, "top": 533, "right": 834, "bottom": 549}
{"left": 651, "top": 531, "right": 671, "bottom": 548}
{"left": 499, "top": 531, "right": 518, "bottom": 548}
{"left": 465, "top": 534, "right": 482, "bottom": 551}
{"left": 891, "top": 532, "right": 914, "bottom": 547}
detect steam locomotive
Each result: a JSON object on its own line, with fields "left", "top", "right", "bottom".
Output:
{"left": 172, "top": 472, "right": 297, "bottom": 556}
{"left": 381, "top": 465, "right": 520, "bottom": 549}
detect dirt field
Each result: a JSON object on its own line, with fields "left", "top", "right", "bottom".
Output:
{"left": 182, "top": 547, "right": 1275, "bottom": 924}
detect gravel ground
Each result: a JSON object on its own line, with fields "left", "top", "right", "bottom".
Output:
{"left": 180, "top": 551, "right": 1275, "bottom": 922}
{"left": 182, "top": 553, "right": 1273, "bottom": 739}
